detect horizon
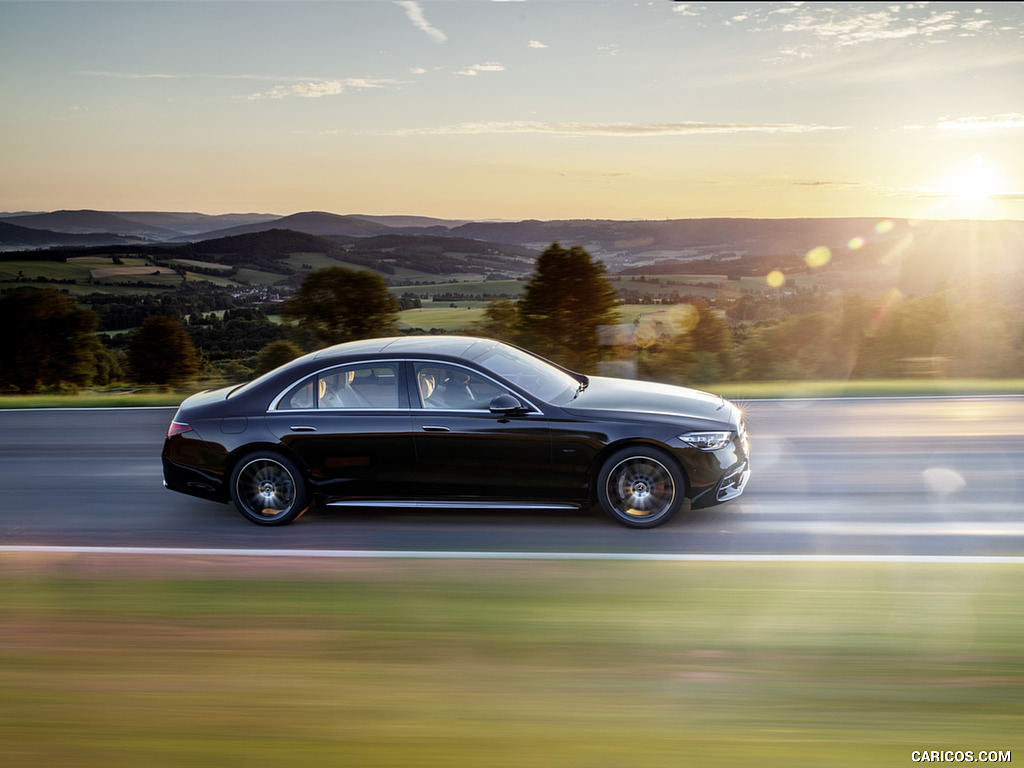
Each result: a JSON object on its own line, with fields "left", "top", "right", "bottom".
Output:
{"left": 3, "top": 1, "right": 1024, "bottom": 222}
{"left": 5, "top": 208, "right": 1024, "bottom": 226}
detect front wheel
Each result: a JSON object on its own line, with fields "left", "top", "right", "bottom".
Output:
{"left": 230, "top": 453, "right": 309, "bottom": 526}
{"left": 597, "top": 447, "right": 684, "bottom": 528}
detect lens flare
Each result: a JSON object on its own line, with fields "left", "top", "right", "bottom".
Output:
{"left": 875, "top": 220, "right": 894, "bottom": 234}
{"left": 870, "top": 287, "right": 903, "bottom": 335}
{"left": 766, "top": 270, "right": 785, "bottom": 288}
{"left": 848, "top": 236, "right": 865, "bottom": 250}
{"left": 805, "top": 246, "right": 831, "bottom": 268}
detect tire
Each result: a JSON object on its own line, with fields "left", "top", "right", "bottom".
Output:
{"left": 597, "top": 446, "right": 684, "bottom": 528}
{"left": 230, "top": 452, "right": 309, "bottom": 526}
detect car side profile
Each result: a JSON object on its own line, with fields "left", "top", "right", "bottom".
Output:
{"left": 162, "top": 336, "right": 750, "bottom": 528}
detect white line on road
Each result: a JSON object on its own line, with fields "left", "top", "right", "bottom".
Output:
{"left": 2, "top": 545, "right": 1023, "bottom": 564}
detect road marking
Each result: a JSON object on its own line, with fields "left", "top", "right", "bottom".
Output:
{"left": 1, "top": 545, "right": 1023, "bottom": 564}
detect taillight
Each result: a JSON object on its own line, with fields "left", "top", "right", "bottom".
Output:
{"left": 166, "top": 421, "right": 193, "bottom": 438}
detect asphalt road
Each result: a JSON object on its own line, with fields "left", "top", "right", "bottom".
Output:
{"left": 1, "top": 396, "right": 1022, "bottom": 556}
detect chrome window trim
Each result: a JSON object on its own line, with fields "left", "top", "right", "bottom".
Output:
{"left": 267, "top": 359, "right": 404, "bottom": 413}
{"left": 266, "top": 357, "right": 543, "bottom": 415}
{"left": 408, "top": 358, "right": 543, "bottom": 415}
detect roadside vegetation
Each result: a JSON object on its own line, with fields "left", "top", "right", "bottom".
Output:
{"left": 2, "top": 555, "right": 1021, "bottom": 767}
{"left": 2, "top": 229, "right": 1023, "bottom": 402}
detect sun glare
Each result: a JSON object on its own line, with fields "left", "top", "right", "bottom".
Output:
{"left": 939, "top": 155, "right": 1006, "bottom": 215}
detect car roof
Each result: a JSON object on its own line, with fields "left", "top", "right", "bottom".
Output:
{"left": 312, "top": 335, "right": 498, "bottom": 361}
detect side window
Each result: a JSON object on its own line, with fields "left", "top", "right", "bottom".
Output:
{"left": 319, "top": 364, "right": 399, "bottom": 409}
{"left": 413, "top": 362, "right": 507, "bottom": 410}
{"left": 277, "top": 364, "right": 399, "bottom": 410}
{"left": 279, "top": 377, "right": 316, "bottom": 410}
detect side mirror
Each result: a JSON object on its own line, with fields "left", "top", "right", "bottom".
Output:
{"left": 489, "top": 393, "right": 525, "bottom": 415}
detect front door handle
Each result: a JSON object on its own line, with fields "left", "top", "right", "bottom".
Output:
{"left": 290, "top": 425, "right": 317, "bottom": 432}
{"left": 421, "top": 425, "right": 451, "bottom": 432}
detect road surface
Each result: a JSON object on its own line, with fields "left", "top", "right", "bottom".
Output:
{"left": 1, "top": 396, "right": 1022, "bottom": 556}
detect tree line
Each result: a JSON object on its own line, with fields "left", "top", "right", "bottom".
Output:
{"left": 3, "top": 241, "right": 1023, "bottom": 394}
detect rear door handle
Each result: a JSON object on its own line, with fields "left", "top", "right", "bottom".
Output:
{"left": 290, "top": 425, "right": 317, "bottom": 432}
{"left": 421, "top": 425, "right": 451, "bottom": 432}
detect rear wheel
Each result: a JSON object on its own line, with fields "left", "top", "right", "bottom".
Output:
{"left": 597, "top": 447, "right": 684, "bottom": 528}
{"left": 230, "top": 453, "right": 308, "bottom": 526}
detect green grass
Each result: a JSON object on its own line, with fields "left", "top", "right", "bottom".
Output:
{"left": 397, "top": 303, "right": 749, "bottom": 332}
{"left": 712, "top": 378, "right": 1024, "bottom": 400}
{"left": 2, "top": 378, "right": 1021, "bottom": 409}
{"left": 0, "top": 392, "right": 185, "bottom": 409}
{"left": 282, "top": 252, "right": 348, "bottom": 272}
{"left": 399, "top": 305, "right": 487, "bottom": 330}
{"left": 0, "top": 556, "right": 1020, "bottom": 767}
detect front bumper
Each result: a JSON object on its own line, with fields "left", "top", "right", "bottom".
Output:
{"left": 689, "top": 459, "right": 750, "bottom": 508}
{"left": 716, "top": 461, "right": 751, "bottom": 502}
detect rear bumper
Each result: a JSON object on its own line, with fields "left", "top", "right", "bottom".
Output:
{"left": 162, "top": 457, "right": 229, "bottom": 504}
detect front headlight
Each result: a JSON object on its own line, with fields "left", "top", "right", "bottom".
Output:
{"left": 678, "top": 431, "right": 734, "bottom": 451}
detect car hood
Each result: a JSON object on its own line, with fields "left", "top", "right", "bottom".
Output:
{"left": 563, "top": 376, "right": 739, "bottom": 428}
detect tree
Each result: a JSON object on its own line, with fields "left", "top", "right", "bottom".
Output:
{"left": 517, "top": 243, "right": 620, "bottom": 370}
{"left": 127, "top": 315, "right": 201, "bottom": 385}
{"left": 476, "top": 299, "right": 523, "bottom": 345}
{"left": 0, "top": 287, "right": 99, "bottom": 393}
{"left": 640, "top": 302, "right": 734, "bottom": 385}
{"left": 254, "top": 340, "right": 303, "bottom": 377}
{"left": 281, "top": 266, "right": 398, "bottom": 350}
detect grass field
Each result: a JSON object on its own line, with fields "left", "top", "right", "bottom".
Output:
{"left": 0, "top": 555, "right": 1019, "bottom": 767}
{"left": 2, "top": 378, "right": 1021, "bottom": 410}
{"left": 398, "top": 305, "right": 487, "bottom": 330}
{"left": 0, "top": 254, "right": 285, "bottom": 294}
{"left": 396, "top": 303, "right": 714, "bottom": 332}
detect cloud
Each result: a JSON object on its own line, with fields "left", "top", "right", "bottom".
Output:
{"left": 245, "top": 78, "right": 398, "bottom": 100}
{"left": 672, "top": 4, "right": 701, "bottom": 18}
{"left": 936, "top": 113, "right": 1024, "bottom": 132}
{"left": 390, "top": 120, "right": 843, "bottom": 136}
{"left": 76, "top": 70, "right": 178, "bottom": 79}
{"left": 454, "top": 62, "right": 506, "bottom": 77}
{"left": 781, "top": 9, "right": 919, "bottom": 47}
{"left": 736, "top": 3, "right": 1017, "bottom": 59}
{"left": 395, "top": 1, "right": 447, "bottom": 45}
{"left": 528, "top": 40, "right": 548, "bottom": 49}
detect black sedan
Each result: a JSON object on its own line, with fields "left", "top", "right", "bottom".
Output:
{"left": 162, "top": 336, "right": 750, "bottom": 528}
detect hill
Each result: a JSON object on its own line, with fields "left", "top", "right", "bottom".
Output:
{"left": 108, "top": 211, "right": 280, "bottom": 236}
{"left": 173, "top": 211, "right": 393, "bottom": 241}
{"left": 0, "top": 220, "right": 145, "bottom": 250}
{"left": 3, "top": 210, "right": 1023, "bottom": 298}
{"left": 0, "top": 209, "right": 282, "bottom": 246}
{"left": 0, "top": 209, "right": 180, "bottom": 240}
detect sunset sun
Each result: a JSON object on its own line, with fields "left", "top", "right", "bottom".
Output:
{"left": 940, "top": 155, "right": 1007, "bottom": 213}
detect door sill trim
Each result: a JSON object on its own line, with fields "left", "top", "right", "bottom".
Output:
{"left": 326, "top": 499, "right": 583, "bottom": 511}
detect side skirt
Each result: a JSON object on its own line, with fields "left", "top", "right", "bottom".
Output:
{"left": 325, "top": 500, "right": 583, "bottom": 511}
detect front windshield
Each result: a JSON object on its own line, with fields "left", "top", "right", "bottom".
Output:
{"left": 473, "top": 343, "right": 580, "bottom": 404}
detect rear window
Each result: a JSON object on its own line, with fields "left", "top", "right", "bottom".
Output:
{"left": 277, "top": 363, "right": 399, "bottom": 410}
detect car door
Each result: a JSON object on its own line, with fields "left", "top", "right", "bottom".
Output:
{"left": 408, "top": 360, "right": 553, "bottom": 500}
{"left": 265, "top": 361, "right": 419, "bottom": 500}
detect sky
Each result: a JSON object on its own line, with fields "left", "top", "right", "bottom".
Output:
{"left": 2, "top": 0, "right": 1023, "bottom": 221}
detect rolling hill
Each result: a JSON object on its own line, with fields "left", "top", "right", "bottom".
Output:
{"left": 3, "top": 209, "right": 1023, "bottom": 298}
{"left": 0, "top": 220, "right": 145, "bottom": 250}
